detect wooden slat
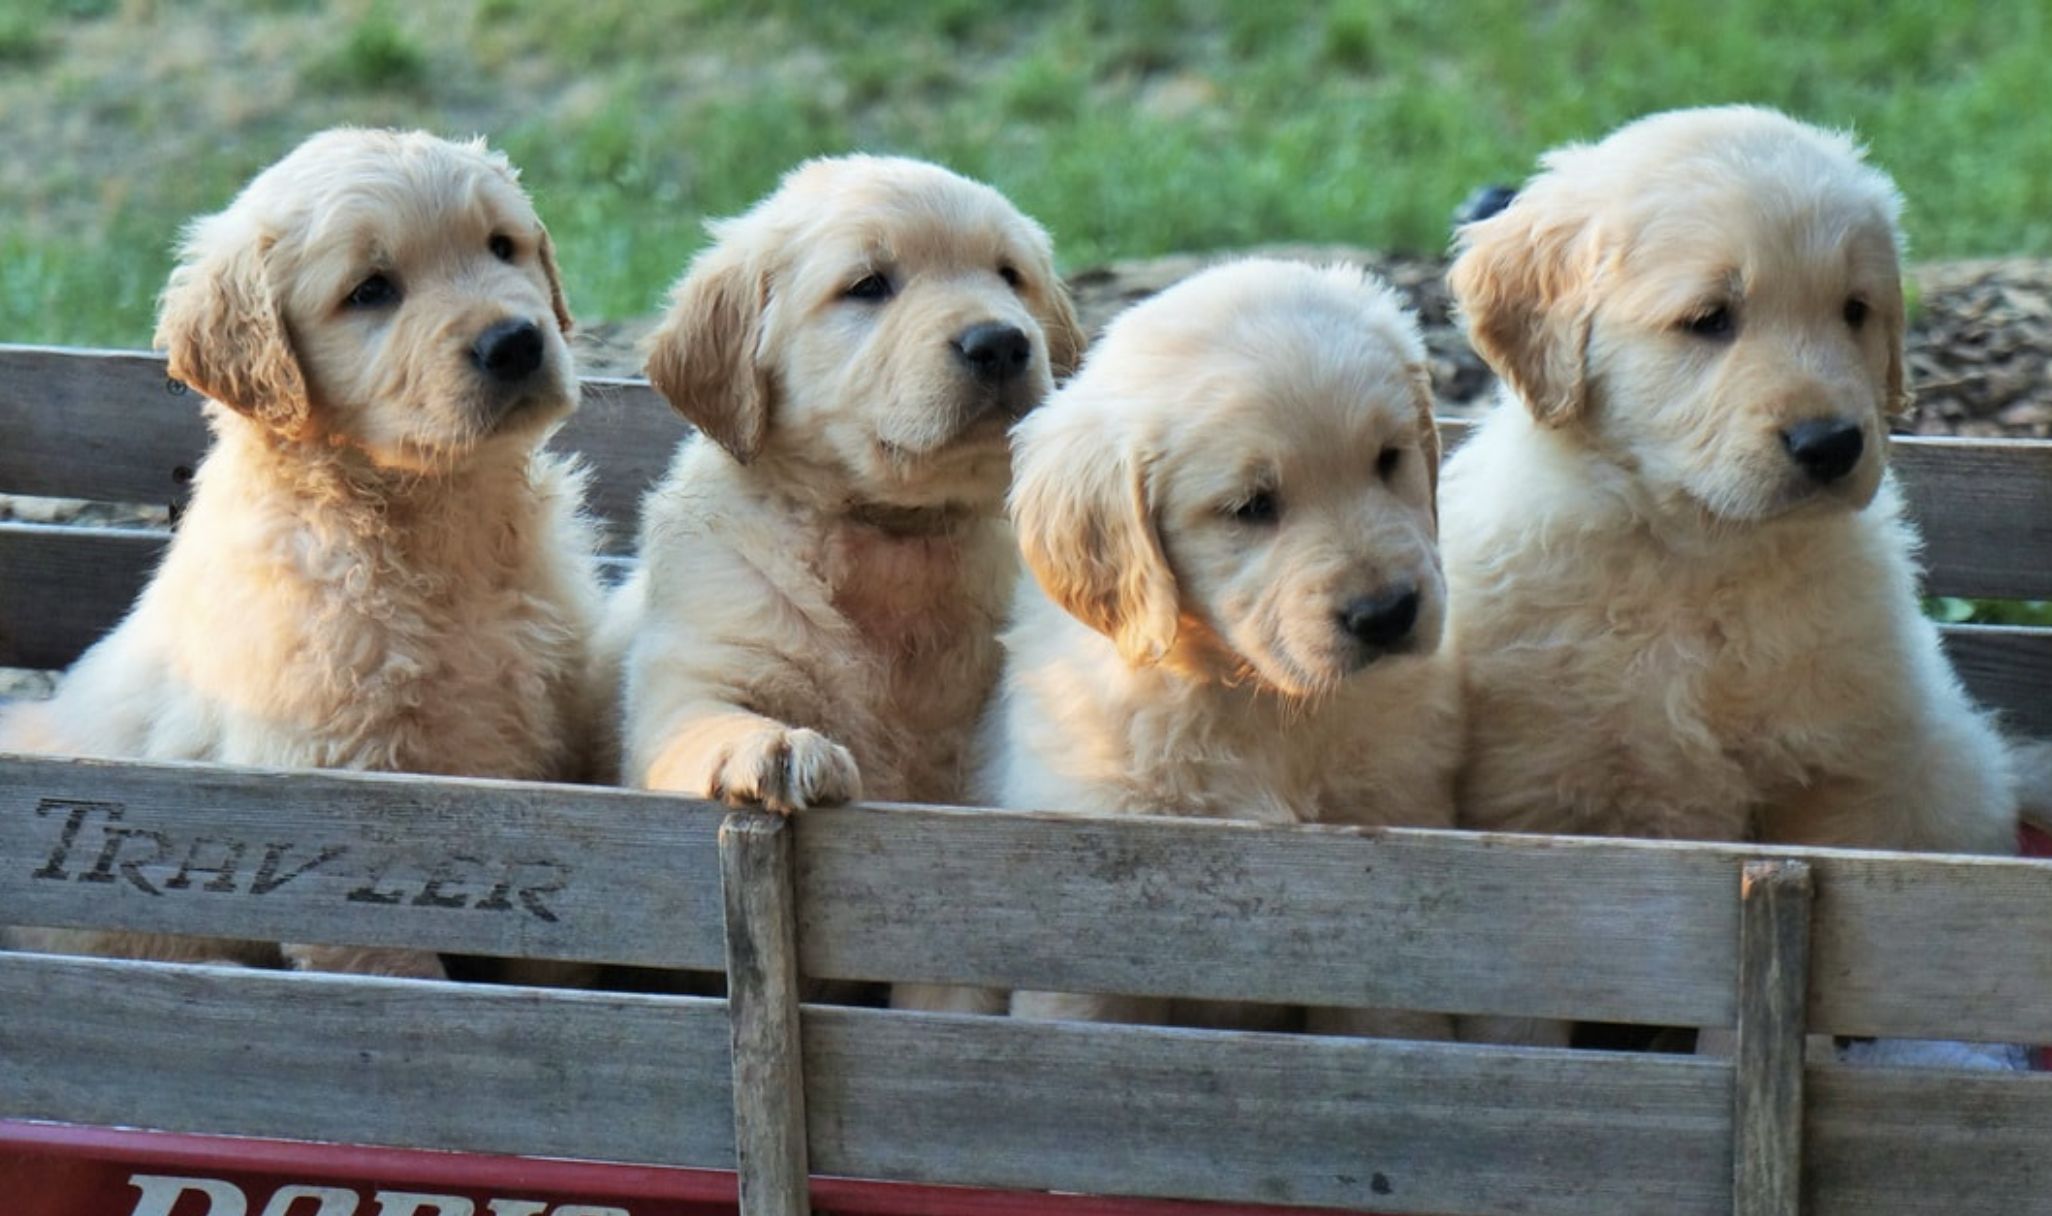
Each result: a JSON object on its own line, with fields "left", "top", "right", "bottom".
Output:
{"left": 1889, "top": 436, "right": 2052, "bottom": 600}
{"left": 6, "top": 344, "right": 2046, "bottom": 593}
{"left": 0, "top": 522, "right": 160, "bottom": 671}
{"left": 1939, "top": 623, "right": 2052, "bottom": 737}
{"left": 1732, "top": 860, "right": 1813, "bottom": 1216}
{"left": 0, "top": 344, "right": 681, "bottom": 540}
{"left": 5, "top": 752, "right": 2051, "bottom": 1044}
{"left": 0, "top": 521, "right": 633, "bottom": 672}
{"left": 0, "top": 951, "right": 735, "bottom": 1166}
{"left": 794, "top": 803, "right": 1745, "bottom": 1028}
{"left": 804, "top": 1006, "right": 1735, "bottom": 1215}
{"left": 796, "top": 803, "right": 2052, "bottom": 1042}
{"left": 7, "top": 528, "right": 2042, "bottom": 734}
{"left": 0, "top": 346, "right": 206, "bottom": 514}
{"left": 1808, "top": 1066, "right": 2052, "bottom": 1216}
{"left": 0, "top": 753, "right": 727, "bottom": 970}
{"left": 1806, "top": 848, "right": 2052, "bottom": 1044}
{"left": 721, "top": 813, "right": 812, "bottom": 1216}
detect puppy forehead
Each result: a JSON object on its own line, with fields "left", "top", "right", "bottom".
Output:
{"left": 1162, "top": 346, "right": 1418, "bottom": 491}
{"left": 781, "top": 164, "right": 1042, "bottom": 272}
{"left": 1613, "top": 174, "right": 1901, "bottom": 314}
{"left": 258, "top": 131, "right": 539, "bottom": 259}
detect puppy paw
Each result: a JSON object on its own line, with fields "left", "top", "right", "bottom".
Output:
{"left": 711, "top": 726, "right": 861, "bottom": 814}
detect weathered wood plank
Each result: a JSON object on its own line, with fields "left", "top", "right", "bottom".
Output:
{"left": 1889, "top": 436, "right": 2052, "bottom": 601}
{"left": 0, "top": 951, "right": 735, "bottom": 1166}
{"left": 1806, "top": 849, "right": 2052, "bottom": 1044}
{"left": 0, "top": 753, "right": 727, "bottom": 970}
{"left": 1732, "top": 860, "right": 1813, "bottom": 1216}
{"left": 6, "top": 758, "right": 2050, "bottom": 1043}
{"left": 1808, "top": 1066, "right": 2052, "bottom": 1215}
{"left": 0, "top": 521, "right": 161, "bottom": 671}
{"left": 0, "top": 346, "right": 207, "bottom": 516}
{"left": 5, "top": 345, "right": 2045, "bottom": 593}
{"left": 721, "top": 814, "right": 811, "bottom": 1216}
{"left": 10, "top": 522, "right": 2039, "bottom": 742}
{"left": 797, "top": 804, "right": 2052, "bottom": 1041}
{"left": 804, "top": 1006, "right": 1735, "bottom": 1215}
{"left": 0, "top": 344, "right": 681, "bottom": 542}
{"left": 794, "top": 803, "right": 1745, "bottom": 1028}
{"left": 0, "top": 521, "right": 631, "bottom": 671}
{"left": 1940, "top": 623, "right": 2052, "bottom": 737}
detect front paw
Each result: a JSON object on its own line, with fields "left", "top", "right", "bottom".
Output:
{"left": 712, "top": 726, "right": 861, "bottom": 814}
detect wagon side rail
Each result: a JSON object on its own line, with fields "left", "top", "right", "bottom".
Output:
{"left": 6, "top": 342, "right": 2049, "bottom": 740}
{"left": 4, "top": 752, "right": 2051, "bottom": 1216}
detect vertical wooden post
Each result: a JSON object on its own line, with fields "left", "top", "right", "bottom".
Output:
{"left": 721, "top": 812, "right": 810, "bottom": 1216}
{"left": 1732, "top": 859, "right": 1813, "bottom": 1216}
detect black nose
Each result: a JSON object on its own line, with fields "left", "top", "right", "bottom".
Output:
{"left": 952, "top": 322, "right": 1031, "bottom": 383}
{"left": 472, "top": 319, "right": 544, "bottom": 384}
{"left": 1781, "top": 418, "right": 1865, "bottom": 484}
{"left": 1339, "top": 586, "right": 1420, "bottom": 650}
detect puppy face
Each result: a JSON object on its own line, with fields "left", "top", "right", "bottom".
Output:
{"left": 1013, "top": 260, "right": 1443, "bottom": 698}
{"left": 156, "top": 129, "right": 576, "bottom": 471}
{"left": 647, "top": 156, "right": 1086, "bottom": 511}
{"left": 1452, "top": 106, "right": 1906, "bottom": 526}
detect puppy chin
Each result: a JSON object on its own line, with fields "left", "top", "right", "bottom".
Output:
{"left": 477, "top": 383, "right": 574, "bottom": 440}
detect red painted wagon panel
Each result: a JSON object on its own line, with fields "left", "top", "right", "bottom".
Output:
{"left": 0, "top": 1121, "right": 1371, "bottom": 1216}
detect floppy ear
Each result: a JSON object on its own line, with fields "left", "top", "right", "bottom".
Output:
{"left": 154, "top": 229, "right": 309, "bottom": 434}
{"left": 538, "top": 227, "right": 574, "bottom": 335}
{"left": 1448, "top": 197, "right": 1598, "bottom": 427}
{"left": 1040, "top": 278, "right": 1089, "bottom": 380}
{"left": 1409, "top": 363, "right": 1443, "bottom": 527}
{"left": 1883, "top": 289, "right": 1912, "bottom": 424}
{"left": 645, "top": 243, "right": 774, "bottom": 463}
{"left": 1010, "top": 402, "right": 1179, "bottom": 666}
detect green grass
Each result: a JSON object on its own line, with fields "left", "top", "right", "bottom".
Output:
{"left": 308, "top": 3, "right": 430, "bottom": 93}
{"left": 6, "top": 0, "right": 2052, "bottom": 345}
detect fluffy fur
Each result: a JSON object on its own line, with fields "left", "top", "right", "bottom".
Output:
{"left": 977, "top": 259, "right": 1459, "bottom": 1036}
{"left": 1443, "top": 106, "right": 2016, "bottom": 856}
{"left": 603, "top": 155, "right": 1085, "bottom": 819}
{"left": 1, "top": 129, "right": 605, "bottom": 977}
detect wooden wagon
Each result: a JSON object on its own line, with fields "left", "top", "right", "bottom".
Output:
{"left": 2, "top": 343, "right": 2049, "bottom": 1216}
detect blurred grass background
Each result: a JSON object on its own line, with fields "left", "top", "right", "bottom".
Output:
{"left": 5, "top": 0, "right": 2052, "bottom": 348}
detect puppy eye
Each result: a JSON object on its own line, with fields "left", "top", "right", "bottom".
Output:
{"left": 489, "top": 234, "right": 516, "bottom": 262}
{"left": 1681, "top": 305, "right": 1735, "bottom": 340}
{"left": 344, "top": 273, "right": 401, "bottom": 310}
{"left": 998, "top": 264, "right": 1024, "bottom": 290}
{"left": 1230, "top": 490, "right": 1280, "bottom": 526}
{"left": 1376, "top": 446, "right": 1404, "bottom": 481}
{"left": 1843, "top": 297, "right": 1869, "bottom": 329}
{"left": 845, "top": 273, "right": 895, "bottom": 302}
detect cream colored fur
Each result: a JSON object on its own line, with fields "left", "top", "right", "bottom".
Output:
{"left": 605, "top": 156, "right": 1085, "bottom": 823}
{"left": 975, "top": 259, "right": 1458, "bottom": 1037}
{"left": 1, "top": 129, "right": 604, "bottom": 978}
{"left": 1442, "top": 107, "right": 2018, "bottom": 1043}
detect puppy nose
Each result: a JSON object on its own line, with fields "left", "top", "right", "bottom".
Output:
{"left": 1339, "top": 586, "right": 1420, "bottom": 650}
{"left": 1781, "top": 418, "right": 1865, "bottom": 484}
{"left": 472, "top": 319, "right": 544, "bottom": 384}
{"left": 952, "top": 322, "right": 1031, "bottom": 383}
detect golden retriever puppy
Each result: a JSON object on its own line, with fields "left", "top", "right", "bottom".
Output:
{"left": 1442, "top": 108, "right": 2020, "bottom": 1050}
{"left": 605, "top": 156, "right": 1084, "bottom": 819}
{"left": 988, "top": 259, "right": 1458, "bottom": 1036}
{"left": 1, "top": 130, "right": 604, "bottom": 977}
{"left": 1444, "top": 105, "right": 2015, "bottom": 853}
